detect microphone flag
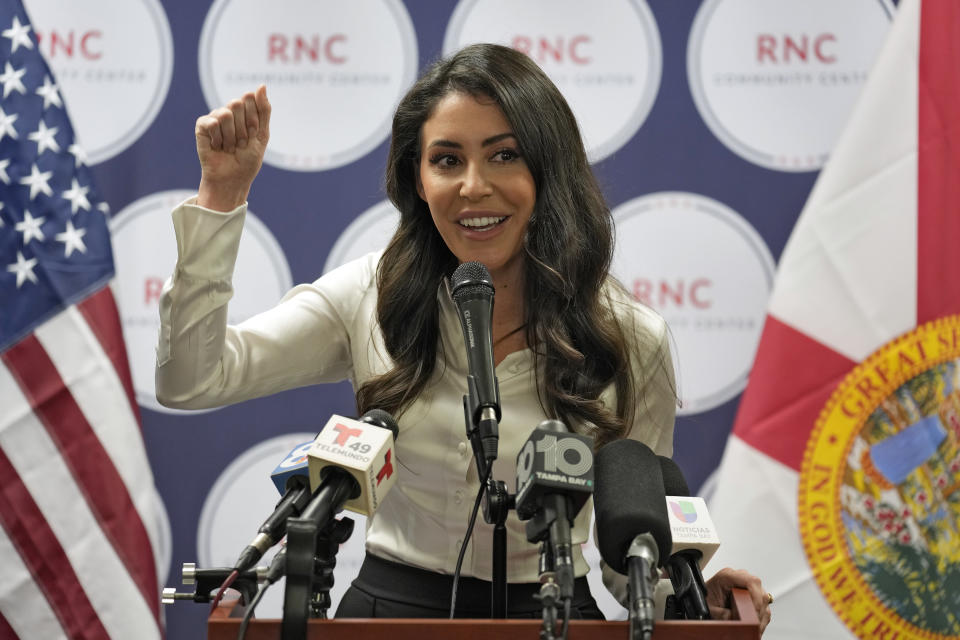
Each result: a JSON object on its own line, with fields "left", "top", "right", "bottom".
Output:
{"left": 307, "top": 414, "right": 397, "bottom": 516}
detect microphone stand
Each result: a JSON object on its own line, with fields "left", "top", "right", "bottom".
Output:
{"left": 666, "top": 549, "right": 711, "bottom": 620}
{"left": 281, "top": 483, "right": 355, "bottom": 640}
{"left": 626, "top": 533, "right": 660, "bottom": 640}
{"left": 535, "top": 542, "right": 559, "bottom": 640}
{"left": 483, "top": 474, "right": 512, "bottom": 618}
{"left": 462, "top": 380, "right": 513, "bottom": 618}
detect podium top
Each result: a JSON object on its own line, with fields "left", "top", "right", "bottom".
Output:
{"left": 208, "top": 588, "right": 760, "bottom": 640}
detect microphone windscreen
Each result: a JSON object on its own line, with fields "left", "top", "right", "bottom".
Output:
{"left": 594, "top": 439, "right": 672, "bottom": 574}
{"left": 450, "top": 261, "right": 494, "bottom": 301}
{"left": 658, "top": 456, "right": 691, "bottom": 496}
{"left": 360, "top": 408, "right": 399, "bottom": 441}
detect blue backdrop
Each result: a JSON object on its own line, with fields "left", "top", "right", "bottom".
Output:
{"left": 50, "top": 0, "right": 896, "bottom": 635}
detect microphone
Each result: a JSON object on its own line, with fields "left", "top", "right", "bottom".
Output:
{"left": 450, "top": 261, "right": 500, "bottom": 463}
{"left": 594, "top": 440, "right": 672, "bottom": 640}
{"left": 232, "top": 440, "right": 315, "bottom": 572}
{"left": 658, "top": 456, "right": 719, "bottom": 620}
{"left": 232, "top": 409, "right": 398, "bottom": 574}
{"left": 304, "top": 409, "right": 399, "bottom": 522}
{"left": 515, "top": 419, "right": 595, "bottom": 599}
{"left": 282, "top": 410, "right": 398, "bottom": 634}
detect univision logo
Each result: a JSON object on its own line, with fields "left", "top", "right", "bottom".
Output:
{"left": 669, "top": 500, "right": 698, "bottom": 524}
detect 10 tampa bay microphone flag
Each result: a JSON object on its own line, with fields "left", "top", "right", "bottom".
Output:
{"left": 707, "top": 0, "right": 960, "bottom": 638}
{"left": 0, "top": 0, "right": 164, "bottom": 638}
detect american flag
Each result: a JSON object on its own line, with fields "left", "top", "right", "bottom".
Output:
{"left": 0, "top": 0, "right": 163, "bottom": 637}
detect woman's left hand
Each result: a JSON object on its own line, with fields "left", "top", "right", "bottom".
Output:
{"left": 704, "top": 567, "right": 772, "bottom": 635}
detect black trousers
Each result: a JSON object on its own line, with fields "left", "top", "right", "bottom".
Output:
{"left": 335, "top": 553, "right": 605, "bottom": 619}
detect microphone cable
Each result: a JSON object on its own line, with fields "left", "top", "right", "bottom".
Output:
{"left": 449, "top": 465, "right": 492, "bottom": 619}
{"left": 209, "top": 568, "right": 239, "bottom": 614}
{"left": 236, "top": 583, "right": 269, "bottom": 640}
{"left": 236, "top": 540, "right": 288, "bottom": 640}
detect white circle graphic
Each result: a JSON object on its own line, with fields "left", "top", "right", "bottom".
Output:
{"left": 23, "top": 0, "right": 173, "bottom": 164}
{"left": 198, "top": 0, "right": 417, "bottom": 172}
{"left": 197, "top": 433, "right": 368, "bottom": 618}
{"left": 323, "top": 199, "right": 399, "bottom": 274}
{"left": 688, "top": 0, "right": 893, "bottom": 172}
{"left": 444, "top": 0, "right": 662, "bottom": 163}
{"left": 611, "top": 192, "right": 775, "bottom": 414}
{"left": 109, "top": 190, "right": 293, "bottom": 414}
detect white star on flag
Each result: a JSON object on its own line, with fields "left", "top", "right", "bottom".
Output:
{"left": 18, "top": 162, "right": 53, "bottom": 199}
{"left": 62, "top": 177, "right": 91, "bottom": 214}
{"left": 1, "top": 15, "right": 32, "bottom": 53}
{"left": 55, "top": 220, "right": 87, "bottom": 257}
{"left": 6, "top": 250, "right": 39, "bottom": 288}
{"left": 0, "top": 158, "right": 10, "bottom": 183}
{"left": 0, "top": 60, "right": 26, "bottom": 98}
{"left": 69, "top": 141, "right": 87, "bottom": 167}
{"left": 35, "top": 74, "right": 61, "bottom": 109}
{"left": 14, "top": 210, "right": 45, "bottom": 244}
{"left": 28, "top": 119, "right": 59, "bottom": 154}
{"left": 0, "top": 104, "right": 17, "bottom": 142}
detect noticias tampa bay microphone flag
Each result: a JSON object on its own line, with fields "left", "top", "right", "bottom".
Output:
{"left": 0, "top": 0, "right": 164, "bottom": 638}
{"left": 706, "top": 0, "right": 960, "bottom": 638}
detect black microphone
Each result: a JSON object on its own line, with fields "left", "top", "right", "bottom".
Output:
{"left": 515, "top": 419, "right": 595, "bottom": 599}
{"left": 450, "top": 261, "right": 500, "bottom": 462}
{"left": 594, "top": 440, "right": 672, "bottom": 640}
{"left": 658, "top": 456, "right": 711, "bottom": 620}
{"left": 233, "top": 444, "right": 315, "bottom": 573}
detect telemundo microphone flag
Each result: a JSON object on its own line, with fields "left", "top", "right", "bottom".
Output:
{"left": 0, "top": 0, "right": 165, "bottom": 638}
{"left": 706, "top": 0, "right": 960, "bottom": 638}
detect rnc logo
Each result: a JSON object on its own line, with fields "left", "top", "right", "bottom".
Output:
{"left": 198, "top": 0, "right": 417, "bottom": 171}
{"left": 687, "top": 0, "right": 893, "bottom": 171}
{"left": 669, "top": 500, "right": 698, "bottom": 524}
{"left": 23, "top": 0, "right": 173, "bottom": 163}
{"left": 510, "top": 35, "right": 593, "bottom": 65}
{"left": 444, "top": 0, "right": 662, "bottom": 162}
{"left": 611, "top": 192, "right": 774, "bottom": 415}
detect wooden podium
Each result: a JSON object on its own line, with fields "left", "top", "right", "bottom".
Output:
{"left": 208, "top": 588, "right": 760, "bottom": 640}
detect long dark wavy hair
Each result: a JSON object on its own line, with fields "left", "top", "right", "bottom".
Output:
{"left": 356, "top": 43, "right": 658, "bottom": 447}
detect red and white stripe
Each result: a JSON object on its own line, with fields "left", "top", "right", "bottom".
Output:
{"left": 0, "top": 287, "right": 164, "bottom": 639}
{"left": 706, "top": 0, "right": 960, "bottom": 637}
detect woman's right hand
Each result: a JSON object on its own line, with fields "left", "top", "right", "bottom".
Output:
{"left": 195, "top": 84, "right": 271, "bottom": 212}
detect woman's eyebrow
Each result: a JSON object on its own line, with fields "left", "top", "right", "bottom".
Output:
{"left": 425, "top": 132, "right": 516, "bottom": 150}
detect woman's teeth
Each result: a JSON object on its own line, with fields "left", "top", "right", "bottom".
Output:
{"left": 459, "top": 216, "right": 505, "bottom": 230}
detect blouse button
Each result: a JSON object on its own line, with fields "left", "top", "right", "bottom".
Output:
{"left": 457, "top": 442, "right": 468, "bottom": 456}
{"left": 454, "top": 489, "right": 464, "bottom": 505}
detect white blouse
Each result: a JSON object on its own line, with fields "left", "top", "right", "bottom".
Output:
{"left": 155, "top": 198, "right": 677, "bottom": 600}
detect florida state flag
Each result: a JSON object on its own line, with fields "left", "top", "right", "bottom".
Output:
{"left": 707, "top": 0, "right": 960, "bottom": 637}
